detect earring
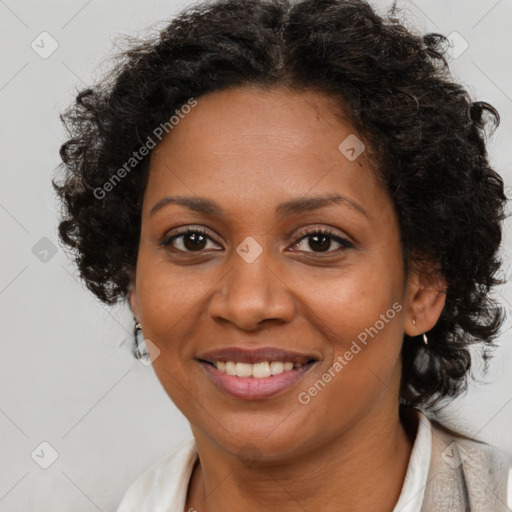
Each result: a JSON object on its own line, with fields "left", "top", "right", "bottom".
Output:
{"left": 133, "top": 321, "right": 150, "bottom": 362}
{"left": 412, "top": 319, "right": 428, "bottom": 345}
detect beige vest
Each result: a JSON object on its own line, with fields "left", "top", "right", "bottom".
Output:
{"left": 421, "top": 421, "right": 511, "bottom": 511}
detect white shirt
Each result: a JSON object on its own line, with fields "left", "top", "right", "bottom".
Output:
{"left": 116, "top": 410, "right": 512, "bottom": 511}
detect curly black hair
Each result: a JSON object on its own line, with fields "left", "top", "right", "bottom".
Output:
{"left": 53, "top": 0, "right": 507, "bottom": 410}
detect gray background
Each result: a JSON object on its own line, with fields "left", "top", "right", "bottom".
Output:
{"left": 0, "top": 0, "right": 511, "bottom": 510}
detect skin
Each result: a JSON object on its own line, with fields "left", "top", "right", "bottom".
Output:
{"left": 129, "top": 85, "right": 446, "bottom": 512}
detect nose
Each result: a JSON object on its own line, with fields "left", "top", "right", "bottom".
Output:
{"left": 208, "top": 247, "right": 295, "bottom": 331}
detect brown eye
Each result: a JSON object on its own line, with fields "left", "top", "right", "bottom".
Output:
{"left": 305, "top": 233, "right": 331, "bottom": 252}
{"left": 162, "top": 229, "right": 221, "bottom": 252}
{"left": 291, "top": 228, "right": 353, "bottom": 254}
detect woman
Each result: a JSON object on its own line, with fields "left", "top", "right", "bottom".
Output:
{"left": 53, "top": 0, "right": 511, "bottom": 510}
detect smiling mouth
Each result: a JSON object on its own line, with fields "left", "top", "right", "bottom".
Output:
{"left": 199, "top": 359, "right": 317, "bottom": 379}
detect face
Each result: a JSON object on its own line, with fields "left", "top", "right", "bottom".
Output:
{"left": 129, "top": 85, "right": 428, "bottom": 460}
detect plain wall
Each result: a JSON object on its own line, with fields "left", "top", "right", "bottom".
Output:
{"left": 1, "top": 0, "right": 511, "bottom": 510}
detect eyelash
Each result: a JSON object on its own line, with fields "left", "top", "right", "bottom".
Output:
{"left": 161, "top": 226, "right": 354, "bottom": 256}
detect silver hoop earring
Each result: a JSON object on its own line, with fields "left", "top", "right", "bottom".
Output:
{"left": 412, "top": 319, "right": 427, "bottom": 345}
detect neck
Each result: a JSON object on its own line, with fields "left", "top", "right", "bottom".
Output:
{"left": 186, "top": 405, "right": 417, "bottom": 512}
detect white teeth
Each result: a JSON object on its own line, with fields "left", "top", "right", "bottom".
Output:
{"left": 213, "top": 360, "right": 304, "bottom": 378}
{"left": 225, "top": 361, "right": 237, "bottom": 376}
{"left": 235, "top": 362, "right": 252, "bottom": 377}
{"left": 253, "top": 362, "right": 271, "bottom": 378}
{"left": 270, "top": 361, "right": 283, "bottom": 375}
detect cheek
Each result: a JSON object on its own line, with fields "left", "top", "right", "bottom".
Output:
{"left": 298, "top": 259, "right": 403, "bottom": 338}
{"left": 294, "top": 278, "right": 405, "bottom": 433}
{"left": 134, "top": 253, "right": 213, "bottom": 356}
{"left": 295, "top": 260, "right": 405, "bottom": 388}
{"left": 134, "top": 255, "right": 214, "bottom": 414}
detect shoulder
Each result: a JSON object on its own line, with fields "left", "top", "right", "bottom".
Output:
{"left": 116, "top": 437, "right": 198, "bottom": 512}
{"left": 429, "top": 418, "right": 512, "bottom": 469}
{"left": 424, "top": 417, "right": 512, "bottom": 511}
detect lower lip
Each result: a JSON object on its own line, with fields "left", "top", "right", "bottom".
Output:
{"left": 199, "top": 361, "right": 316, "bottom": 400}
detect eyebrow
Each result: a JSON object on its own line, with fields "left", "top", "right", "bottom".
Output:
{"left": 149, "top": 193, "right": 369, "bottom": 219}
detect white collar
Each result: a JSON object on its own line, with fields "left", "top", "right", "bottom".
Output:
{"left": 392, "top": 409, "right": 432, "bottom": 512}
{"left": 117, "top": 409, "right": 435, "bottom": 511}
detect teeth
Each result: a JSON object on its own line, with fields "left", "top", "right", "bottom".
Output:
{"left": 270, "top": 361, "right": 283, "bottom": 375}
{"left": 213, "top": 360, "right": 304, "bottom": 378}
{"left": 253, "top": 362, "right": 271, "bottom": 378}
{"left": 235, "top": 362, "right": 252, "bottom": 377}
{"left": 225, "top": 361, "right": 237, "bottom": 376}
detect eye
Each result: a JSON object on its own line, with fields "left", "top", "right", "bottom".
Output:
{"left": 290, "top": 227, "right": 353, "bottom": 255}
{"left": 161, "top": 227, "right": 221, "bottom": 252}
{"left": 161, "top": 226, "right": 353, "bottom": 256}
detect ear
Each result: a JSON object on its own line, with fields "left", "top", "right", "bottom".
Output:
{"left": 127, "top": 272, "right": 140, "bottom": 320}
{"left": 403, "top": 261, "right": 446, "bottom": 337}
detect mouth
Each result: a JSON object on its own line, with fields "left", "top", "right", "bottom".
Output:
{"left": 196, "top": 347, "right": 319, "bottom": 399}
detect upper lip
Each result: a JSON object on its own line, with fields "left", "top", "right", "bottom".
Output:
{"left": 196, "top": 347, "right": 320, "bottom": 365}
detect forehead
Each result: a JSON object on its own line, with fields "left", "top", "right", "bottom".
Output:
{"left": 150, "top": 85, "right": 362, "bottom": 166}
{"left": 144, "top": 85, "right": 388, "bottom": 221}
